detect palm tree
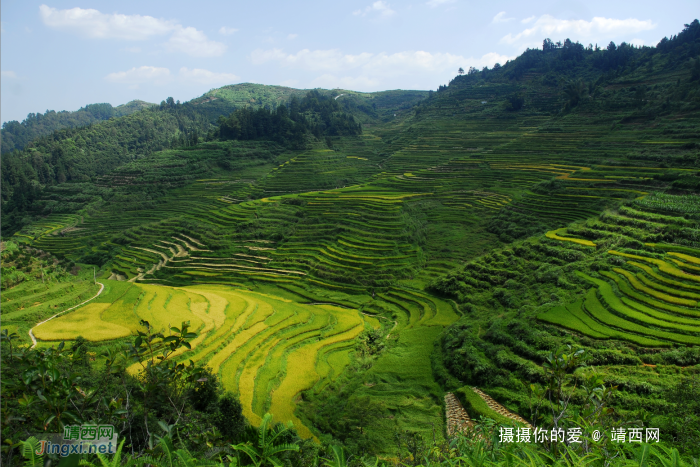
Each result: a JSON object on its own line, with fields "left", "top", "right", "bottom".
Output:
{"left": 563, "top": 79, "right": 587, "bottom": 109}
{"left": 231, "top": 413, "right": 299, "bottom": 467}
{"left": 321, "top": 445, "right": 348, "bottom": 467}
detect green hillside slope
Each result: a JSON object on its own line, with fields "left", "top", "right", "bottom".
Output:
{"left": 1, "top": 100, "right": 154, "bottom": 154}
{"left": 3, "top": 19, "right": 700, "bottom": 455}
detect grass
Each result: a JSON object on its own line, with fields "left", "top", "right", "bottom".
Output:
{"left": 537, "top": 300, "right": 609, "bottom": 339}
{"left": 579, "top": 286, "right": 667, "bottom": 347}
{"left": 578, "top": 272, "right": 700, "bottom": 345}
{"left": 612, "top": 268, "right": 698, "bottom": 306}
{"left": 627, "top": 261, "right": 700, "bottom": 293}
{"left": 608, "top": 250, "right": 700, "bottom": 284}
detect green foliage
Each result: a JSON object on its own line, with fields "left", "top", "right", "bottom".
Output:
{"left": 214, "top": 393, "right": 247, "bottom": 443}
{"left": 216, "top": 90, "right": 362, "bottom": 148}
{"left": 4, "top": 19, "right": 700, "bottom": 463}
{"left": 662, "top": 377, "right": 700, "bottom": 456}
{"left": 563, "top": 79, "right": 588, "bottom": 109}
{"left": 231, "top": 413, "right": 299, "bottom": 467}
{"left": 18, "top": 437, "right": 43, "bottom": 467}
{"left": 1, "top": 101, "right": 153, "bottom": 154}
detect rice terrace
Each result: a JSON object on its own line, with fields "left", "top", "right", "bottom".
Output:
{"left": 2, "top": 15, "right": 700, "bottom": 466}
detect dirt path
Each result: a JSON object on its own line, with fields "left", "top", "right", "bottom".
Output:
{"left": 445, "top": 392, "right": 473, "bottom": 436}
{"left": 173, "top": 236, "right": 211, "bottom": 252}
{"left": 179, "top": 234, "right": 207, "bottom": 247}
{"left": 471, "top": 387, "right": 532, "bottom": 428}
{"left": 29, "top": 282, "right": 105, "bottom": 349}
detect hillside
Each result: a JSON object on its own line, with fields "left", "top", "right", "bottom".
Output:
{"left": 0, "top": 85, "right": 427, "bottom": 238}
{"left": 1, "top": 100, "right": 155, "bottom": 154}
{"left": 191, "top": 82, "right": 428, "bottom": 121}
{"left": 2, "top": 19, "right": 700, "bottom": 459}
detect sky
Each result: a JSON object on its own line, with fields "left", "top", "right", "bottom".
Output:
{"left": 1, "top": 0, "right": 698, "bottom": 124}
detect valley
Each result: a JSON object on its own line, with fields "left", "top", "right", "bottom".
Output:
{"left": 3, "top": 20, "right": 700, "bottom": 463}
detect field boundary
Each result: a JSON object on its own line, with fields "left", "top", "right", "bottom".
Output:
{"left": 29, "top": 282, "right": 105, "bottom": 348}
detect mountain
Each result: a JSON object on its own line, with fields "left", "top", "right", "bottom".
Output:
{"left": 0, "top": 85, "right": 427, "bottom": 237}
{"left": 1, "top": 99, "right": 155, "bottom": 153}
{"left": 2, "top": 19, "right": 700, "bottom": 459}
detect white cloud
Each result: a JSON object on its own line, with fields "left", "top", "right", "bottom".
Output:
{"left": 279, "top": 79, "right": 300, "bottom": 87}
{"left": 252, "top": 48, "right": 511, "bottom": 74}
{"left": 353, "top": 1, "right": 396, "bottom": 17}
{"left": 492, "top": 12, "right": 514, "bottom": 24}
{"left": 178, "top": 67, "right": 238, "bottom": 85}
{"left": 39, "top": 4, "right": 174, "bottom": 40}
{"left": 105, "top": 66, "right": 171, "bottom": 84}
{"left": 287, "top": 33, "right": 298, "bottom": 40}
{"left": 521, "top": 16, "right": 536, "bottom": 24}
{"left": 629, "top": 38, "right": 645, "bottom": 47}
{"left": 1, "top": 70, "right": 18, "bottom": 79}
{"left": 501, "top": 15, "right": 656, "bottom": 49}
{"left": 312, "top": 74, "right": 381, "bottom": 90}
{"left": 167, "top": 26, "right": 226, "bottom": 57}
{"left": 426, "top": 0, "right": 456, "bottom": 8}
{"left": 250, "top": 48, "right": 513, "bottom": 90}
{"left": 39, "top": 5, "right": 226, "bottom": 57}
{"left": 250, "top": 48, "right": 374, "bottom": 71}
{"left": 104, "top": 66, "right": 238, "bottom": 87}
{"left": 219, "top": 27, "right": 238, "bottom": 35}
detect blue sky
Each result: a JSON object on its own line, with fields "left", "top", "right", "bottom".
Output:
{"left": 1, "top": 0, "right": 698, "bottom": 124}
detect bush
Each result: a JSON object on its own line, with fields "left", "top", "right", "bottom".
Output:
{"left": 214, "top": 392, "right": 247, "bottom": 443}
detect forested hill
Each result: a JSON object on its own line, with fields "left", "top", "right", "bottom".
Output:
{"left": 192, "top": 82, "right": 429, "bottom": 121}
{"left": 0, "top": 87, "right": 423, "bottom": 237}
{"left": 1, "top": 100, "right": 154, "bottom": 154}
{"left": 3, "top": 18, "right": 699, "bottom": 239}
{"left": 426, "top": 19, "right": 700, "bottom": 116}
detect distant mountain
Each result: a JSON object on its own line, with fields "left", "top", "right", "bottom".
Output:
{"left": 1, "top": 100, "right": 154, "bottom": 153}
{"left": 190, "top": 82, "right": 429, "bottom": 122}
{"left": 191, "top": 82, "right": 309, "bottom": 108}
{"left": 0, "top": 84, "right": 429, "bottom": 237}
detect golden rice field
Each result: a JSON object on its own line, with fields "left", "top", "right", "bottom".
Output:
{"left": 35, "top": 281, "right": 369, "bottom": 437}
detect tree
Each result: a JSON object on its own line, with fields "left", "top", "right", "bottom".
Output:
{"left": 231, "top": 413, "right": 299, "bottom": 467}
{"left": 691, "top": 58, "right": 700, "bottom": 82}
{"left": 215, "top": 392, "right": 247, "bottom": 443}
{"left": 505, "top": 94, "right": 525, "bottom": 111}
{"left": 458, "top": 67, "right": 464, "bottom": 75}
{"left": 563, "top": 79, "right": 587, "bottom": 109}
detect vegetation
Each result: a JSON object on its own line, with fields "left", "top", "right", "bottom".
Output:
{"left": 3, "top": 18, "right": 700, "bottom": 466}
{"left": 1, "top": 100, "right": 154, "bottom": 154}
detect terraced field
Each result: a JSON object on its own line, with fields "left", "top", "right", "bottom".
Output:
{"left": 31, "top": 280, "right": 371, "bottom": 436}
{"left": 539, "top": 197, "right": 700, "bottom": 347}
{"left": 1, "top": 278, "right": 101, "bottom": 341}
{"left": 8, "top": 54, "right": 700, "bottom": 453}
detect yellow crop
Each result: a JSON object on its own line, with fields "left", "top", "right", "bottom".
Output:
{"left": 546, "top": 228, "right": 596, "bottom": 247}
{"left": 35, "top": 303, "right": 131, "bottom": 341}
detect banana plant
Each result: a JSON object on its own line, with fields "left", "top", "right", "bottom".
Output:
{"left": 231, "top": 413, "right": 299, "bottom": 467}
